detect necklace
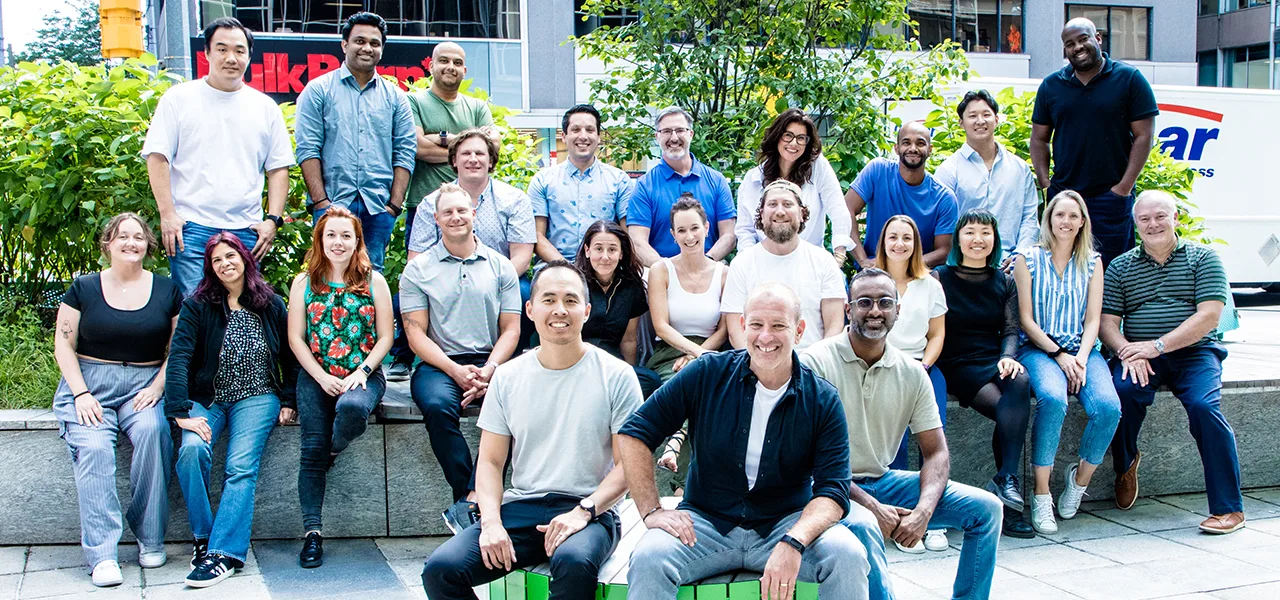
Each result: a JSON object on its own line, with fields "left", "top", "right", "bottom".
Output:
{"left": 675, "top": 256, "right": 713, "bottom": 291}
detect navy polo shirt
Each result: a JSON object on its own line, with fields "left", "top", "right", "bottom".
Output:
{"left": 618, "top": 349, "right": 852, "bottom": 536}
{"left": 1031, "top": 55, "right": 1159, "bottom": 197}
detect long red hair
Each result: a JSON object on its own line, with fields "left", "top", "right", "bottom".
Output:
{"left": 305, "top": 207, "right": 373, "bottom": 295}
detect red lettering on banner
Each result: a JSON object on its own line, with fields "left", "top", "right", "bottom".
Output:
{"left": 396, "top": 66, "right": 426, "bottom": 87}
{"left": 263, "top": 53, "right": 278, "bottom": 92}
{"left": 247, "top": 64, "right": 264, "bottom": 92}
{"left": 307, "top": 53, "right": 341, "bottom": 79}
{"left": 276, "top": 54, "right": 307, "bottom": 93}
{"left": 195, "top": 52, "right": 209, "bottom": 78}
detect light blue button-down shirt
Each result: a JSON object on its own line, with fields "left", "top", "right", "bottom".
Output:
{"left": 527, "top": 158, "right": 633, "bottom": 260}
{"left": 407, "top": 177, "right": 537, "bottom": 257}
{"left": 294, "top": 63, "right": 416, "bottom": 215}
{"left": 934, "top": 143, "right": 1040, "bottom": 257}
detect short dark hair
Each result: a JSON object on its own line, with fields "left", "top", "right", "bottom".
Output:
{"left": 202, "top": 17, "right": 254, "bottom": 55}
{"left": 342, "top": 12, "right": 387, "bottom": 43}
{"left": 562, "top": 104, "right": 601, "bottom": 133}
{"left": 669, "top": 192, "right": 707, "bottom": 225}
{"left": 848, "top": 267, "right": 895, "bottom": 299}
{"left": 531, "top": 260, "right": 590, "bottom": 299}
{"left": 956, "top": 89, "right": 999, "bottom": 119}
{"left": 946, "top": 208, "right": 1004, "bottom": 269}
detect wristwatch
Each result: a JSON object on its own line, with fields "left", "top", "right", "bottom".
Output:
{"left": 361, "top": 364, "right": 373, "bottom": 376}
{"left": 1047, "top": 346, "right": 1065, "bottom": 358}
{"left": 577, "top": 498, "right": 597, "bottom": 520}
{"left": 438, "top": 131, "right": 449, "bottom": 147}
{"left": 1153, "top": 338, "right": 1166, "bottom": 355}
{"left": 779, "top": 534, "right": 807, "bottom": 555}
{"left": 386, "top": 202, "right": 404, "bottom": 217}
{"left": 265, "top": 214, "right": 284, "bottom": 228}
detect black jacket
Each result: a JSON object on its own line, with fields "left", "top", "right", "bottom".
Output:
{"left": 165, "top": 294, "right": 299, "bottom": 419}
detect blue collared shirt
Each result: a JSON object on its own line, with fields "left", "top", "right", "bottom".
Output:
{"left": 934, "top": 143, "right": 1040, "bottom": 257}
{"left": 294, "top": 63, "right": 416, "bottom": 214}
{"left": 627, "top": 155, "right": 736, "bottom": 258}
{"left": 528, "top": 159, "right": 634, "bottom": 260}
{"left": 618, "top": 350, "right": 852, "bottom": 536}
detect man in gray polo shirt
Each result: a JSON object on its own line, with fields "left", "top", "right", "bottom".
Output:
{"left": 400, "top": 182, "right": 522, "bottom": 533}
{"left": 1101, "top": 191, "right": 1243, "bottom": 534}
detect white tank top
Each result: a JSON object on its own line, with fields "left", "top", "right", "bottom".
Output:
{"left": 662, "top": 258, "right": 724, "bottom": 339}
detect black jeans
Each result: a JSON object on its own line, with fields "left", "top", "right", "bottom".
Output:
{"left": 421, "top": 494, "right": 620, "bottom": 599}
{"left": 411, "top": 354, "right": 490, "bottom": 502}
{"left": 297, "top": 369, "right": 387, "bottom": 532}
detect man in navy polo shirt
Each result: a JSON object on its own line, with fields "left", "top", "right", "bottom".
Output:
{"left": 1031, "top": 17, "right": 1158, "bottom": 267}
{"left": 627, "top": 106, "right": 737, "bottom": 267}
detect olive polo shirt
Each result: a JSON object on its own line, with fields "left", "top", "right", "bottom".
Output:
{"left": 1102, "top": 238, "right": 1229, "bottom": 347}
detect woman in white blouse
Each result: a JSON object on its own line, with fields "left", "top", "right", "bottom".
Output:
{"left": 735, "top": 109, "right": 853, "bottom": 265}
{"left": 876, "top": 214, "right": 951, "bottom": 553}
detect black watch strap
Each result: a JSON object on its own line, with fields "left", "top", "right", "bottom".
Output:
{"left": 1047, "top": 346, "right": 1064, "bottom": 358}
{"left": 266, "top": 214, "right": 284, "bottom": 228}
{"left": 780, "top": 534, "right": 806, "bottom": 554}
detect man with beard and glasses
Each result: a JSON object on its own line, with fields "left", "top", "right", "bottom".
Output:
{"left": 295, "top": 11, "right": 416, "bottom": 272}
{"left": 845, "top": 122, "right": 959, "bottom": 269}
{"left": 801, "top": 268, "right": 1003, "bottom": 600}
{"left": 1031, "top": 17, "right": 1158, "bottom": 267}
{"left": 722, "top": 180, "right": 846, "bottom": 351}
{"left": 628, "top": 106, "right": 737, "bottom": 267}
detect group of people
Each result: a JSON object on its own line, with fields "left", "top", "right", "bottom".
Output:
{"left": 51, "top": 12, "right": 1246, "bottom": 600}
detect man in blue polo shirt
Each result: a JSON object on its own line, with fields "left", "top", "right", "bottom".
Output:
{"left": 627, "top": 106, "right": 737, "bottom": 267}
{"left": 844, "top": 122, "right": 959, "bottom": 269}
{"left": 1031, "top": 17, "right": 1158, "bottom": 267}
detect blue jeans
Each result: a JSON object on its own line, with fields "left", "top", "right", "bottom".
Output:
{"left": 628, "top": 509, "right": 870, "bottom": 600}
{"left": 411, "top": 354, "right": 489, "bottom": 502}
{"left": 890, "top": 364, "right": 948, "bottom": 470}
{"left": 170, "top": 222, "right": 258, "bottom": 297}
{"left": 845, "top": 470, "right": 1003, "bottom": 600}
{"left": 296, "top": 370, "right": 386, "bottom": 532}
{"left": 314, "top": 197, "right": 396, "bottom": 271}
{"left": 175, "top": 394, "right": 279, "bottom": 562}
{"left": 1110, "top": 343, "right": 1243, "bottom": 515}
{"left": 1020, "top": 346, "right": 1121, "bottom": 467}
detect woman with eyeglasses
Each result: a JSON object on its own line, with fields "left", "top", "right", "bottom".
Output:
{"left": 935, "top": 209, "right": 1034, "bottom": 539}
{"left": 734, "top": 109, "right": 854, "bottom": 265}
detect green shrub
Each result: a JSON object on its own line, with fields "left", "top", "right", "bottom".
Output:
{"left": 0, "top": 302, "right": 61, "bottom": 410}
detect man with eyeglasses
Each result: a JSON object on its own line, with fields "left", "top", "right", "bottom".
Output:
{"left": 627, "top": 106, "right": 737, "bottom": 267}
{"left": 801, "top": 268, "right": 1002, "bottom": 600}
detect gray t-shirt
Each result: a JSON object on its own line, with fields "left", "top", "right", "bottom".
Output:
{"left": 477, "top": 345, "right": 644, "bottom": 504}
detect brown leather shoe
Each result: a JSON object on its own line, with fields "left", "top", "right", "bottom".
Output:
{"left": 1199, "top": 512, "right": 1246, "bottom": 534}
{"left": 1114, "top": 451, "right": 1141, "bottom": 510}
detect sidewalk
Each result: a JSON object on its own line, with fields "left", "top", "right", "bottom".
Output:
{"left": 4, "top": 487, "right": 1280, "bottom": 599}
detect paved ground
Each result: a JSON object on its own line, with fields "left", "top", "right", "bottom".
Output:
{"left": 4, "top": 487, "right": 1280, "bottom": 599}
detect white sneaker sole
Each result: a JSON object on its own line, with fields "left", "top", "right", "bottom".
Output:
{"left": 185, "top": 568, "right": 235, "bottom": 588}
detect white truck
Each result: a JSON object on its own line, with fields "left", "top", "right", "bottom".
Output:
{"left": 894, "top": 77, "right": 1280, "bottom": 289}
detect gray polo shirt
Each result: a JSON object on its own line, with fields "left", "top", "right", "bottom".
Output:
{"left": 399, "top": 238, "right": 522, "bottom": 356}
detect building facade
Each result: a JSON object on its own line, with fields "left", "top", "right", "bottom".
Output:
{"left": 1197, "top": 0, "right": 1279, "bottom": 89}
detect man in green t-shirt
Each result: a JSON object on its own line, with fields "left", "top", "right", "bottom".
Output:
{"left": 389, "top": 42, "right": 499, "bottom": 381}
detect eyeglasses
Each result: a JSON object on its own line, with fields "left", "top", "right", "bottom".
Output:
{"left": 854, "top": 297, "right": 897, "bottom": 311}
{"left": 657, "top": 127, "right": 692, "bottom": 137}
{"left": 781, "top": 132, "right": 811, "bottom": 145}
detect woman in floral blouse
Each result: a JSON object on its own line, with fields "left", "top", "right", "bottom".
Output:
{"left": 287, "top": 207, "right": 393, "bottom": 569}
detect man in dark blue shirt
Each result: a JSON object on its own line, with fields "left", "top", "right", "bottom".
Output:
{"left": 619, "top": 282, "right": 871, "bottom": 600}
{"left": 1030, "top": 17, "right": 1159, "bottom": 266}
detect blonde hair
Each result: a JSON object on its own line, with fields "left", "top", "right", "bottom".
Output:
{"left": 1037, "top": 190, "right": 1096, "bottom": 272}
{"left": 434, "top": 182, "right": 473, "bottom": 209}
{"left": 874, "top": 215, "right": 928, "bottom": 280}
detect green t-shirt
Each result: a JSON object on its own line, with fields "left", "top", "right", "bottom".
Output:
{"left": 406, "top": 89, "right": 494, "bottom": 207}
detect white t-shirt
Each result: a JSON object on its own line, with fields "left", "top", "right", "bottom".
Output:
{"left": 141, "top": 79, "right": 294, "bottom": 229}
{"left": 885, "top": 276, "right": 948, "bottom": 360}
{"left": 744, "top": 379, "right": 790, "bottom": 489}
{"left": 720, "top": 241, "right": 847, "bottom": 349}
{"left": 477, "top": 345, "right": 644, "bottom": 504}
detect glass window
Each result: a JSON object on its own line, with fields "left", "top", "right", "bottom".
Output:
{"left": 1065, "top": 5, "right": 1150, "bottom": 61}
{"left": 1225, "top": 44, "right": 1273, "bottom": 89}
{"left": 1198, "top": 50, "right": 1218, "bottom": 86}
{"left": 1200, "top": 0, "right": 1220, "bottom": 16}
{"left": 197, "top": 1, "right": 521, "bottom": 39}
{"left": 909, "top": 0, "right": 954, "bottom": 50}
{"left": 907, "top": 0, "right": 1024, "bottom": 53}
{"left": 574, "top": 0, "right": 640, "bottom": 36}
{"left": 1234, "top": 0, "right": 1271, "bottom": 11}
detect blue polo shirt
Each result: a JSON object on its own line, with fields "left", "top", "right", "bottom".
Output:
{"left": 849, "top": 157, "right": 958, "bottom": 257}
{"left": 618, "top": 349, "right": 852, "bottom": 536}
{"left": 627, "top": 155, "right": 736, "bottom": 257}
{"left": 1032, "top": 54, "right": 1159, "bottom": 198}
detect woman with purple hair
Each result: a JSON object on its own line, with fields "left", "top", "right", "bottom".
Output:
{"left": 165, "top": 233, "right": 299, "bottom": 588}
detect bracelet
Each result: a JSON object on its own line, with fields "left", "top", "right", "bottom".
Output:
{"left": 642, "top": 506, "right": 663, "bottom": 523}
{"left": 307, "top": 197, "right": 330, "bottom": 212}
{"left": 386, "top": 202, "right": 404, "bottom": 217}
{"left": 74, "top": 391, "right": 91, "bottom": 400}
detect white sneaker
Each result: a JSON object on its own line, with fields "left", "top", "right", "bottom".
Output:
{"left": 91, "top": 560, "right": 124, "bottom": 587}
{"left": 894, "top": 538, "right": 926, "bottom": 554}
{"left": 1058, "top": 463, "right": 1089, "bottom": 520}
{"left": 923, "top": 529, "right": 949, "bottom": 551}
{"left": 137, "top": 543, "right": 167, "bottom": 568}
{"left": 1031, "top": 494, "right": 1058, "bottom": 534}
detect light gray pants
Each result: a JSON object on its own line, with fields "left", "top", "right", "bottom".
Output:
{"left": 56, "top": 360, "right": 173, "bottom": 570}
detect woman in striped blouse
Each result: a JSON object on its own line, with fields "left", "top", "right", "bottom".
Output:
{"left": 1011, "top": 190, "right": 1121, "bottom": 535}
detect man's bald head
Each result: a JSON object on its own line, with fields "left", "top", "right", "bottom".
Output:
{"left": 430, "top": 42, "right": 468, "bottom": 93}
{"left": 744, "top": 282, "right": 802, "bottom": 325}
{"left": 896, "top": 121, "right": 932, "bottom": 144}
{"left": 1063, "top": 17, "right": 1097, "bottom": 38}
{"left": 432, "top": 42, "right": 465, "bottom": 61}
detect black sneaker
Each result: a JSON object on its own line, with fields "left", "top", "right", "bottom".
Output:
{"left": 1002, "top": 506, "right": 1036, "bottom": 539}
{"left": 185, "top": 554, "right": 240, "bottom": 588}
{"left": 441, "top": 499, "right": 480, "bottom": 535}
{"left": 190, "top": 539, "right": 208, "bottom": 568}
{"left": 299, "top": 531, "right": 324, "bottom": 569}
{"left": 387, "top": 362, "right": 411, "bottom": 382}
{"left": 985, "top": 473, "right": 1026, "bottom": 512}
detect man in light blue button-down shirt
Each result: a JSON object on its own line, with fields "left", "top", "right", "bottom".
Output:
{"left": 295, "top": 12, "right": 416, "bottom": 271}
{"left": 527, "top": 104, "right": 634, "bottom": 263}
{"left": 934, "top": 90, "right": 1040, "bottom": 266}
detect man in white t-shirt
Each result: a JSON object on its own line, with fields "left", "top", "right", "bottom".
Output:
{"left": 722, "top": 179, "right": 847, "bottom": 350}
{"left": 421, "top": 260, "right": 643, "bottom": 599}
{"left": 141, "top": 18, "right": 293, "bottom": 296}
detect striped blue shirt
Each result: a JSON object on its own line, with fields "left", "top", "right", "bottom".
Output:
{"left": 1016, "top": 246, "right": 1100, "bottom": 352}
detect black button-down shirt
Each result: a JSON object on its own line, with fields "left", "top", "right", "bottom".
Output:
{"left": 619, "top": 349, "right": 851, "bottom": 536}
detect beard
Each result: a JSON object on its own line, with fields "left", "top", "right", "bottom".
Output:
{"left": 763, "top": 220, "right": 798, "bottom": 244}
{"left": 900, "top": 153, "right": 926, "bottom": 169}
{"left": 853, "top": 322, "right": 889, "bottom": 340}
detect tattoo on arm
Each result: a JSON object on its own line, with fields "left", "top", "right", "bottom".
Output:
{"left": 404, "top": 317, "right": 427, "bottom": 332}
{"left": 59, "top": 320, "right": 72, "bottom": 340}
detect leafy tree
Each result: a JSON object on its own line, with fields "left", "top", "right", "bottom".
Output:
{"left": 574, "top": 0, "right": 969, "bottom": 187}
{"left": 12, "top": 0, "right": 103, "bottom": 67}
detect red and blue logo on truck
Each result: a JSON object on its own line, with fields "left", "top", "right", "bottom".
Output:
{"left": 1157, "top": 104, "right": 1222, "bottom": 177}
